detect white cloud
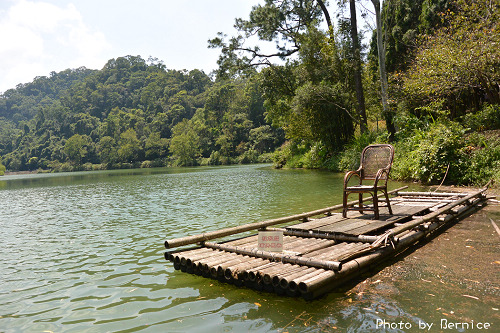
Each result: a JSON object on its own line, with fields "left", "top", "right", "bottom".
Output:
{"left": 0, "top": 0, "right": 110, "bottom": 93}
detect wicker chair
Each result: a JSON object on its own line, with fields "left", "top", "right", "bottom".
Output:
{"left": 342, "top": 144, "right": 395, "bottom": 219}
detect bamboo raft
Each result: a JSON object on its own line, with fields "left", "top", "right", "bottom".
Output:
{"left": 164, "top": 187, "right": 488, "bottom": 299}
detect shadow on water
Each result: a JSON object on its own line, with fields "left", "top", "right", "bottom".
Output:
{"left": 0, "top": 164, "right": 498, "bottom": 332}
{"left": 0, "top": 166, "right": 221, "bottom": 190}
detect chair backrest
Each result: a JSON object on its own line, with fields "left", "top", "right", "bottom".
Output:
{"left": 360, "top": 144, "right": 394, "bottom": 179}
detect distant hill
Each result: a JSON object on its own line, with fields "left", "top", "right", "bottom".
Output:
{"left": 0, "top": 55, "right": 283, "bottom": 172}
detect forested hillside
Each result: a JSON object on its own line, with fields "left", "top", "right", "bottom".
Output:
{"left": 0, "top": 56, "right": 283, "bottom": 172}
{"left": 1, "top": 0, "right": 499, "bottom": 187}
{"left": 208, "top": 0, "right": 499, "bottom": 187}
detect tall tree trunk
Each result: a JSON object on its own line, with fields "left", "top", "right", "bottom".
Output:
{"left": 349, "top": 0, "right": 368, "bottom": 134}
{"left": 317, "top": 0, "right": 333, "bottom": 39}
{"left": 372, "top": 0, "right": 396, "bottom": 141}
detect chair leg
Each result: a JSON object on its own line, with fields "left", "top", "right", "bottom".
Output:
{"left": 358, "top": 193, "right": 363, "bottom": 214}
{"left": 373, "top": 191, "right": 379, "bottom": 219}
{"left": 342, "top": 191, "right": 348, "bottom": 218}
{"left": 384, "top": 190, "right": 393, "bottom": 215}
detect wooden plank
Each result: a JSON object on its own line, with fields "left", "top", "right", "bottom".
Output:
{"left": 316, "top": 219, "right": 377, "bottom": 233}
{"left": 288, "top": 204, "right": 435, "bottom": 235}
{"left": 341, "top": 205, "right": 437, "bottom": 235}
{"left": 372, "top": 189, "right": 486, "bottom": 246}
{"left": 390, "top": 204, "right": 436, "bottom": 215}
{"left": 287, "top": 213, "right": 345, "bottom": 231}
{"left": 348, "top": 219, "right": 404, "bottom": 235}
{"left": 309, "top": 242, "right": 372, "bottom": 262}
{"left": 306, "top": 204, "right": 435, "bottom": 236}
{"left": 397, "top": 191, "right": 468, "bottom": 197}
{"left": 165, "top": 187, "right": 409, "bottom": 248}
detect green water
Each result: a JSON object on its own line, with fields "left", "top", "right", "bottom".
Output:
{"left": 1, "top": 164, "right": 498, "bottom": 332}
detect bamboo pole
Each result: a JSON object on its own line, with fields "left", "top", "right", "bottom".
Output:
{"left": 222, "top": 235, "right": 260, "bottom": 247}
{"left": 234, "top": 260, "right": 270, "bottom": 281}
{"left": 263, "top": 265, "right": 303, "bottom": 285}
{"left": 299, "top": 198, "right": 486, "bottom": 298}
{"left": 278, "top": 267, "right": 317, "bottom": 289}
{"left": 182, "top": 249, "right": 219, "bottom": 267}
{"left": 164, "top": 186, "right": 408, "bottom": 248}
{"left": 301, "top": 242, "right": 349, "bottom": 258}
{"left": 311, "top": 243, "right": 372, "bottom": 263}
{"left": 224, "top": 258, "right": 266, "bottom": 280}
{"left": 255, "top": 263, "right": 291, "bottom": 283}
{"left": 262, "top": 264, "right": 297, "bottom": 284}
{"left": 372, "top": 189, "right": 486, "bottom": 247}
{"left": 197, "top": 252, "right": 240, "bottom": 274}
{"left": 203, "top": 241, "right": 342, "bottom": 271}
{"left": 288, "top": 269, "right": 326, "bottom": 292}
{"left": 185, "top": 251, "right": 224, "bottom": 272}
{"left": 207, "top": 255, "right": 244, "bottom": 278}
{"left": 283, "top": 238, "right": 336, "bottom": 255}
{"left": 265, "top": 227, "right": 379, "bottom": 243}
{"left": 164, "top": 245, "right": 202, "bottom": 261}
{"left": 246, "top": 262, "right": 278, "bottom": 281}
{"left": 168, "top": 247, "right": 212, "bottom": 265}
{"left": 397, "top": 191, "right": 468, "bottom": 197}
{"left": 214, "top": 255, "right": 253, "bottom": 277}
{"left": 268, "top": 265, "right": 305, "bottom": 286}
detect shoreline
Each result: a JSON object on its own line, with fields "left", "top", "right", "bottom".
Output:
{"left": 2, "top": 167, "right": 499, "bottom": 198}
{"left": 3, "top": 170, "right": 40, "bottom": 176}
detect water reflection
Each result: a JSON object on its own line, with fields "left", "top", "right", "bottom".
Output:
{"left": 0, "top": 164, "right": 497, "bottom": 332}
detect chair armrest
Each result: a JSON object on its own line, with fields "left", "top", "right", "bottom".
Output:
{"left": 374, "top": 167, "right": 390, "bottom": 187}
{"left": 344, "top": 170, "right": 361, "bottom": 188}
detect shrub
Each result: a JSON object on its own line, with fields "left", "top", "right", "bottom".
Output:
{"left": 393, "top": 122, "right": 467, "bottom": 184}
{"left": 458, "top": 133, "right": 500, "bottom": 186}
{"left": 258, "top": 153, "right": 274, "bottom": 163}
{"left": 238, "top": 149, "right": 259, "bottom": 164}
{"left": 461, "top": 104, "right": 500, "bottom": 131}
{"left": 272, "top": 141, "right": 293, "bottom": 168}
{"left": 337, "top": 131, "right": 382, "bottom": 172}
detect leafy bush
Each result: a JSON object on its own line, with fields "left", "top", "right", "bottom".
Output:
{"left": 271, "top": 140, "right": 325, "bottom": 169}
{"left": 271, "top": 141, "right": 293, "bottom": 168}
{"left": 337, "top": 131, "right": 383, "bottom": 172}
{"left": 461, "top": 104, "right": 500, "bottom": 131}
{"left": 238, "top": 149, "right": 259, "bottom": 164}
{"left": 391, "top": 122, "right": 500, "bottom": 187}
{"left": 457, "top": 132, "right": 500, "bottom": 186}
{"left": 257, "top": 153, "right": 274, "bottom": 163}
{"left": 392, "top": 122, "right": 466, "bottom": 184}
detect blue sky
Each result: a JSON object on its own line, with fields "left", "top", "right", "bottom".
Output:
{"left": 0, "top": 0, "right": 264, "bottom": 92}
{"left": 0, "top": 0, "right": 369, "bottom": 94}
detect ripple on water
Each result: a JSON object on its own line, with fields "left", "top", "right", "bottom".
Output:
{"left": 2, "top": 166, "right": 496, "bottom": 332}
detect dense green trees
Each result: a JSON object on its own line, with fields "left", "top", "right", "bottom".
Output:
{"left": 208, "top": 0, "right": 499, "bottom": 185}
{"left": 400, "top": 0, "right": 500, "bottom": 112}
{"left": 1, "top": 0, "right": 498, "bottom": 187}
{"left": 0, "top": 55, "right": 283, "bottom": 171}
{"left": 210, "top": 0, "right": 371, "bottom": 165}
{"left": 374, "top": 0, "right": 500, "bottom": 186}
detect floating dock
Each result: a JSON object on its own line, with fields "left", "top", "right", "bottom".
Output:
{"left": 164, "top": 187, "right": 488, "bottom": 299}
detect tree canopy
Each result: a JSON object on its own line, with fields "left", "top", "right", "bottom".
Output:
{"left": 0, "top": 55, "right": 283, "bottom": 171}
{"left": 1, "top": 0, "right": 498, "bottom": 187}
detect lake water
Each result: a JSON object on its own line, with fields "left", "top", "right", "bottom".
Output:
{"left": 1, "top": 164, "right": 498, "bottom": 332}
